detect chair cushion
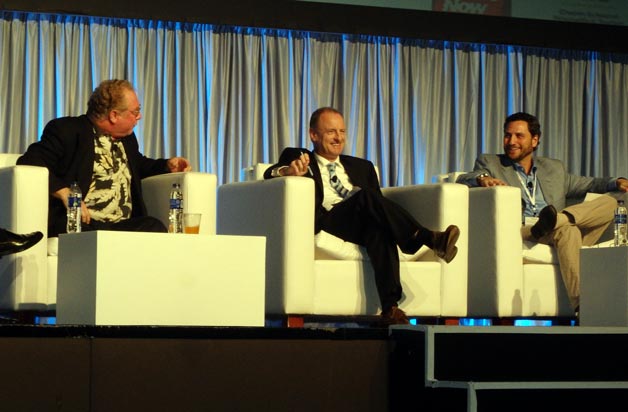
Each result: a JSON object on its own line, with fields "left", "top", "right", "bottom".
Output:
{"left": 47, "top": 237, "right": 58, "bottom": 256}
{"left": 522, "top": 241, "right": 557, "bottom": 264}
{"left": 522, "top": 239, "right": 615, "bottom": 264}
{"left": 314, "top": 230, "right": 432, "bottom": 261}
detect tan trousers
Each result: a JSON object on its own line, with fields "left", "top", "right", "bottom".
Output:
{"left": 522, "top": 195, "right": 617, "bottom": 310}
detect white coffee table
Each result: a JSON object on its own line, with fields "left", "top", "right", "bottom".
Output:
{"left": 580, "top": 246, "right": 628, "bottom": 326}
{"left": 56, "top": 231, "right": 265, "bottom": 327}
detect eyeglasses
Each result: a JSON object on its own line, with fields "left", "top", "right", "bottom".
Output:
{"left": 116, "top": 107, "right": 141, "bottom": 118}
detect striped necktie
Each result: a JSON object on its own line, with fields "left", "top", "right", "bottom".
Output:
{"left": 326, "top": 162, "right": 349, "bottom": 198}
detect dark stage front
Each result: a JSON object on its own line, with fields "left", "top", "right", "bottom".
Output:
{"left": 0, "top": 325, "right": 390, "bottom": 412}
{"left": 3, "top": 324, "right": 628, "bottom": 411}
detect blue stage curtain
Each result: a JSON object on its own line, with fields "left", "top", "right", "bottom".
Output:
{"left": 1, "top": 11, "right": 627, "bottom": 185}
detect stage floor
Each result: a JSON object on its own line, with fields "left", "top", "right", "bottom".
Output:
{"left": 2, "top": 323, "right": 628, "bottom": 411}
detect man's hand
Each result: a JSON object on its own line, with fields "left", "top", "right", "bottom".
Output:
{"left": 167, "top": 157, "right": 192, "bottom": 172}
{"left": 80, "top": 201, "right": 91, "bottom": 224}
{"left": 477, "top": 175, "right": 507, "bottom": 187}
{"left": 617, "top": 178, "right": 628, "bottom": 192}
{"left": 53, "top": 187, "right": 91, "bottom": 224}
{"left": 282, "top": 152, "right": 311, "bottom": 177}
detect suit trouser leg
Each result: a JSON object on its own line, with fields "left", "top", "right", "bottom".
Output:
{"left": 83, "top": 216, "right": 168, "bottom": 233}
{"left": 530, "top": 195, "right": 616, "bottom": 309}
{"left": 318, "top": 188, "right": 428, "bottom": 310}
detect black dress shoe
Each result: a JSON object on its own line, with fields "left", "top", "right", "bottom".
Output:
{"left": 0, "top": 229, "right": 44, "bottom": 257}
{"left": 431, "top": 225, "right": 460, "bottom": 263}
{"left": 531, "top": 205, "right": 557, "bottom": 239}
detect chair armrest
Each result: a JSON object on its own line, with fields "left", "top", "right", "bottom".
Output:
{"left": 0, "top": 165, "right": 49, "bottom": 236}
{"left": 468, "top": 186, "right": 524, "bottom": 317}
{"left": 217, "top": 177, "right": 315, "bottom": 314}
{"left": 141, "top": 172, "right": 217, "bottom": 235}
{"left": 382, "top": 183, "right": 469, "bottom": 316}
{"left": 0, "top": 165, "right": 50, "bottom": 310}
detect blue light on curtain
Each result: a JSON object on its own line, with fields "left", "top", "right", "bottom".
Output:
{"left": 1, "top": 10, "right": 627, "bottom": 186}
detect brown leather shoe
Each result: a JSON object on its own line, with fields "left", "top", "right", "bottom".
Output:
{"left": 531, "top": 205, "right": 557, "bottom": 239}
{"left": 432, "top": 225, "right": 460, "bottom": 263}
{"left": 381, "top": 306, "right": 410, "bottom": 325}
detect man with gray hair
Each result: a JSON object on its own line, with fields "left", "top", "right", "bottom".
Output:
{"left": 18, "top": 79, "right": 191, "bottom": 236}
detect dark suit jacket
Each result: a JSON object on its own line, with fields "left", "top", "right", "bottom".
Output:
{"left": 17, "top": 114, "right": 169, "bottom": 236}
{"left": 264, "top": 147, "right": 381, "bottom": 232}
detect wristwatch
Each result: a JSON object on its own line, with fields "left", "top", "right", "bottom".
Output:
{"left": 476, "top": 173, "right": 490, "bottom": 185}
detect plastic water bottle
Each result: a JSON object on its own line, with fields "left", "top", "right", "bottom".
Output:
{"left": 614, "top": 199, "right": 628, "bottom": 246}
{"left": 66, "top": 181, "right": 82, "bottom": 233}
{"left": 168, "top": 183, "right": 183, "bottom": 233}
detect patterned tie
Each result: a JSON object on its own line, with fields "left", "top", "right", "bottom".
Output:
{"left": 326, "top": 162, "right": 349, "bottom": 198}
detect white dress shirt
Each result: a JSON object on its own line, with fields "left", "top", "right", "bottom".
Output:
{"left": 314, "top": 153, "right": 354, "bottom": 211}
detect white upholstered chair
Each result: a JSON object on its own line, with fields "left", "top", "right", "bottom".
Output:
{"left": 0, "top": 153, "right": 217, "bottom": 314}
{"left": 438, "top": 172, "right": 618, "bottom": 318}
{"left": 465, "top": 185, "right": 574, "bottom": 317}
{"left": 217, "top": 163, "right": 469, "bottom": 321}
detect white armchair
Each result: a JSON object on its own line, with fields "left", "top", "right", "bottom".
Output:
{"left": 0, "top": 153, "right": 216, "bottom": 314}
{"left": 437, "top": 173, "right": 569, "bottom": 317}
{"left": 463, "top": 185, "right": 620, "bottom": 318}
{"left": 218, "top": 164, "right": 468, "bottom": 320}
{"left": 464, "top": 186, "right": 569, "bottom": 317}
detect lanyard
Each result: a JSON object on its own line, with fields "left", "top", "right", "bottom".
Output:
{"left": 515, "top": 171, "right": 537, "bottom": 213}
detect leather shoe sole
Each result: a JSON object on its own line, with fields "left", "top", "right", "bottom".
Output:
{"left": 434, "top": 225, "right": 460, "bottom": 264}
{"left": 0, "top": 230, "right": 44, "bottom": 257}
{"left": 531, "top": 205, "right": 557, "bottom": 239}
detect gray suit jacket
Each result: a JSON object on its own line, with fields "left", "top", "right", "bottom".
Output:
{"left": 456, "top": 154, "right": 613, "bottom": 211}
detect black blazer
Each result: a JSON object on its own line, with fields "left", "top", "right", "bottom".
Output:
{"left": 17, "top": 115, "right": 169, "bottom": 236}
{"left": 265, "top": 147, "right": 381, "bottom": 231}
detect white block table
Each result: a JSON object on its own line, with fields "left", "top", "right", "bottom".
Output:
{"left": 581, "top": 246, "right": 628, "bottom": 327}
{"left": 57, "top": 231, "right": 265, "bottom": 327}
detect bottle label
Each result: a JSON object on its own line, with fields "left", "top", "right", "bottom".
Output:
{"left": 170, "top": 198, "right": 182, "bottom": 209}
{"left": 69, "top": 196, "right": 80, "bottom": 208}
{"left": 615, "top": 214, "right": 627, "bottom": 224}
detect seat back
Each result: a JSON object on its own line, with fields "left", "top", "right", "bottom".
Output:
{"left": 142, "top": 172, "right": 218, "bottom": 235}
{"left": 242, "top": 163, "right": 380, "bottom": 182}
{"left": 434, "top": 171, "right": 466, "bottom": 183}
{"left": 0, "top": 153, "right": 21, "bottom": 167}
{"left": 242, "top": 164, "right": 272, "bottom": 181}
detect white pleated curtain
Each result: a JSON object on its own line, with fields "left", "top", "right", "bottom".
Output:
{"left": 1, "top": 11, "right": 627, "bottom": 186}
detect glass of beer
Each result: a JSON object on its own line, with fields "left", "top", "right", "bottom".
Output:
{"left": 183, "top": 213, "right": 201, "bottom": 234}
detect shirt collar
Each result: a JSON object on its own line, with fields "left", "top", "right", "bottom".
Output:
{"left": 314, "top": 153, "right": 343, "bottom": 170}
{"left": 511, "top": 159, "right": 536, "bottom": 176}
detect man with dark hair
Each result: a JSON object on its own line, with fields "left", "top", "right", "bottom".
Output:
{"left": 265, "top": 107, "right": 460, "bottom": 325}
{"left": 456, "top": 111, "right": 628, "bottom": 313}
{"left": 18, "top": 79, "right": 191, "bottom": 236}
